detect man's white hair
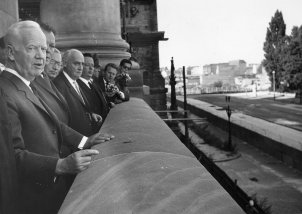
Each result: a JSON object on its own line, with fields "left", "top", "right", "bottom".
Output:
{"left": 4, "top": 20, "right": 42, "bottom": 48}
{"left": 62, "top": 49, "right": 82, "bottom": 67}
{"left": 53, "top": 48, "right": 61, "bottom": 55}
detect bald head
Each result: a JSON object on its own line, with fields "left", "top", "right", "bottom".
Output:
{"left": 4, "top": 21, "right": 47, "bottom": 81}
{"left": 63, "top": 49, "right": 84, "bottom": 80}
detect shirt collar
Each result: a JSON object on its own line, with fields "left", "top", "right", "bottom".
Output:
{"left": 63, "top": 71, "right": 77, "bottom": 85}
{"left": 40, "top": 71, "right": 46, "bottom": 78}
{"left": 5, "top": 67, "right": 31, "bottom": 88}
{"left": 79, "top": 77, "right": 90, "bottom": 88}
{"left": 104, "top": 78, "right": 109, "bottom": 85}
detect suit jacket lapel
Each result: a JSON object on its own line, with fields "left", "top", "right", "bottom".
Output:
{"left": 77, "top": 79, "right": 91, "bottom": 94}
{"left": 61, "top": 74, "right": 88, "bottom": 108}
{"left": 50, "top": 80, "right": 70, "bottom": 111}
{"left": 91, "top": 81, "right": 108, "bottom": 107}
{"left": 98, "top": 77, "right": 106, "bottom": 92}
{"left": 35, "top": 74, "right": 53, "bottom": 95}
{"left": 2, "top": 71, "right": 51, "bottom": 117}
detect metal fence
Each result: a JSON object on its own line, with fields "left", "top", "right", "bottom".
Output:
{"left": 175, "top": 85, "right": 252, "bottom": 95}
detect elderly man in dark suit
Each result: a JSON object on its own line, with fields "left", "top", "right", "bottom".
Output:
{"left": 54, "top": 49, "right": 102, "bottom": 135}
{"left": 0, "top": 20, "right": 111, "bottom": 214}
{"left": 78, "top": 53, "right": 109, "bottom": 120}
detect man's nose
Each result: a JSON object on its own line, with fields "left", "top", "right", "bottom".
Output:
{"left": 36, "top": 47, "right": 45, "bottom": 59}
{"left": 53, "top": 63, "right": 60, "bottom": 70}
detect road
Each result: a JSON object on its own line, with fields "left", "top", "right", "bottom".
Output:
{"left": 188, "top": 92, "right": 302, "bottom": 131}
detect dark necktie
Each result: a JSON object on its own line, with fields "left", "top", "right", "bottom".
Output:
{"left": 88, "top": 82, "right": 93, "bottom": 90}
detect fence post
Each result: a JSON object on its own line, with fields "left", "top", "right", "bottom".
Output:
{"left": 169, "top": 57, "right": 178, "bottom": 111}
{"left": 182, "top": 66, "right": 189, "bottom": 144}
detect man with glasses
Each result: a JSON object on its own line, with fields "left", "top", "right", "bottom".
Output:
{"left": 119, "top": 58, "right": 132, "bottom": 74}
{"left": 31, "top": 22, "right": 70, "bottom": 125}
{"left": 116, "top": 59, "right": 132, "bottom": 101}
{"left": 45, "top": 48, "right": 62, "bottom": 80}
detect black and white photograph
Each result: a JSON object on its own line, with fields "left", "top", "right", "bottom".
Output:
{"left": 1, "top": 0, "right": 302, "bottom": 213}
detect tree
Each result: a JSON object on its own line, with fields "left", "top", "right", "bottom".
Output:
{"left": 263, "top": 10, "right": 286, "bottom": 90}
{"left": 213, "top": 81, "right": 223, "bottom": 88}
{"left": 282, "top": 26, "right": 302, "bottom": 91}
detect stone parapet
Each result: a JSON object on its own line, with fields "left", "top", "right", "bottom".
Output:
{"left": 59, "top": 98, "right": 244, "bottom": 214}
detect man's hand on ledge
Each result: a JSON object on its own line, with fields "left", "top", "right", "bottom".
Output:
{"left": 83, "top": 132, "right": 115, "bottom": 149}
{"left": 91, "top": 113, "right": 102, "bottom": 124}
{"left": 109, "top": 102, "right": 115, "bottom": 108}
{"left": 55, "top": 149, "right": 99, "bottom": 174}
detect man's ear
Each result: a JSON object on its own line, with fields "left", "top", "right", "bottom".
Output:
{"left": 7, "top": 45, "right": 15, "bottom": 61}
{"left": 62, "top": 60, "right": 67, "bottom": 68}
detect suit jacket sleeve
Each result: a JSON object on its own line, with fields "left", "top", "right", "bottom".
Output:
{"left": 6, "top": 96, "right": 58, "bottom": 185}
{"left": 0, "top": 91, "right": 18, "bottom": 214}
{"left": 117, "top": 83, "right": 130, "bottom": 101}
{"left": 59, "top": 122, "right": 83, "bottom": 151}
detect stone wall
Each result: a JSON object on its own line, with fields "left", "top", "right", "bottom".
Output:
{"left": 123, "top": 0, "right": 167, "bottom": 110}
{"left": 58, "top": 98, "right": 244, "bottom": 214}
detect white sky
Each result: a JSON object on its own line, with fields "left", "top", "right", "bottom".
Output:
{"left": 157, "top": 0, "right": 302, "bottom": 68}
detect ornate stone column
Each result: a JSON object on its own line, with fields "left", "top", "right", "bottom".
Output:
{"left": 0, "top": 0, "right": 18, "bottom": 63}
{"left": 40, "top": 0, "right": 130, "bottom": 66}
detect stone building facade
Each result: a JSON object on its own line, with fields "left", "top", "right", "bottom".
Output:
{"left": 202, "top": 60, "right": 247, "bottom": 86}
{"left": 121, "top": 0, "right": 167, "bottom": 110}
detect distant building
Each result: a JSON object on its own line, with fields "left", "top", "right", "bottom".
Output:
{"left": 202, "top": 60, "right": 246, "bottom": 86}
{"left": 190, "top": 66, "right": 203, "bottom": 76}
{"left": 234, "top": 64, "right": 271, "bottom": 90}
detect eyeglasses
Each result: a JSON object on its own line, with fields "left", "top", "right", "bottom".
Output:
{"left": 122, "top": 65, "right": 131, "bottom": 70}
{"left": 49, "top": 60, "right": 62, "bottom": 67}
{"left": 84, "top": 63, "right": 94, "bottom": 68}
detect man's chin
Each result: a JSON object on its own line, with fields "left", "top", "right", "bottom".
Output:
{"left": 35, "top": 68, "right": 44, "bottom": 76}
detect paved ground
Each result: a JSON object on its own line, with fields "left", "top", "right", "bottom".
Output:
{"left": 180, "top": 121, "right": 302, "bottom": 214}
{"left": 173, "top": 92, "right": 302, "bottom": 214}
{"left": 219, "top": 138, "right": 302, "bottom": 214}
{"left": 189, "top": 91, "right": 302, "bottom": 131}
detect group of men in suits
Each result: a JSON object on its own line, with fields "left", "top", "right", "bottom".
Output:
{"left": 0, "top": 20, "right": 117, "bottom": 214}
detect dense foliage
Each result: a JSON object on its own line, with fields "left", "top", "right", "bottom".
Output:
{"left": 263, "top": 10, "right": 302, "bottom": 92}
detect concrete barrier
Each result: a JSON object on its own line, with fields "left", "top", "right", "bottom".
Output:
{"left": 59, "top": 98, "right": 243, "bottom": 214}
{"left": 177, "top": 97, "right": 302, "bottom": 171}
